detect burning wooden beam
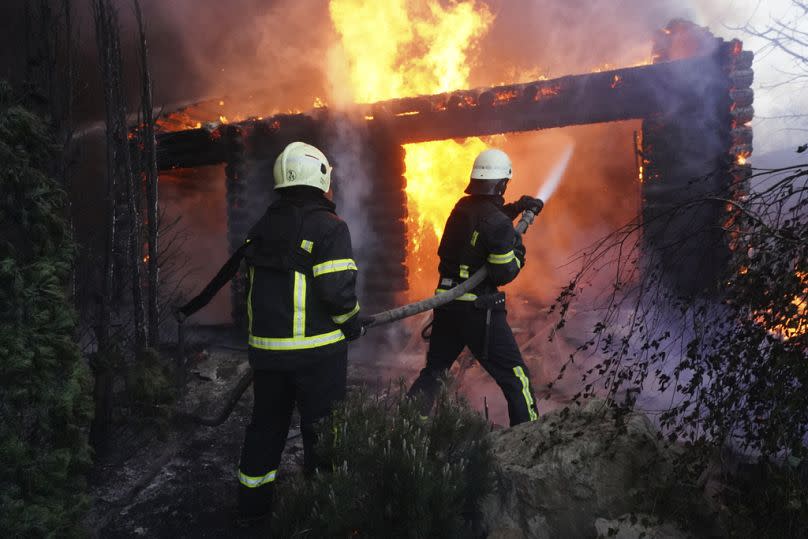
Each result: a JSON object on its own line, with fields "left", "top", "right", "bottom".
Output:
{"left": 155, "top": 54, "right": 728, "bottom": 170}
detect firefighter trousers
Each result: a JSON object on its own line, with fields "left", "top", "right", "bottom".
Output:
{"left": 237, "top": 351, "right": 347, "bottom": 517}
{"left": 408, "top": 304, "right": 539, "bottom": 426}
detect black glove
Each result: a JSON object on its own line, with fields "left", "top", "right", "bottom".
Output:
{"left": 340, "top": 315, "right": 366, "bottom": 341}
{"left": 515, "top": 195, "right": 543, "bottom": 214}
{"left": 514, "top": 231, "right": 526, "bottom": 268}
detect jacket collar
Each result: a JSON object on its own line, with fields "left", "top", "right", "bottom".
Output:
{"left": 462, "top": 194, "right": 505, "bottom": 207}
{"left": 273, "top": 188, "right": 336, "bottom": 212}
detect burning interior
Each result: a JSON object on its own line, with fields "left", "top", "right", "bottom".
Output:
{"left": 151, "top": 20, "right": 753, "bottom": 327}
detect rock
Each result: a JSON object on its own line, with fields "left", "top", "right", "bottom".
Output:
{"left": 482, "top": 400, "right": 682, "bottom": 539}
{"left": 594, "top": 513, "right": 691, "bottom": 539}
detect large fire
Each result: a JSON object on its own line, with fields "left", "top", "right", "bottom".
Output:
{"left": 329, "top": 0, "right": 494, "bottom": 298}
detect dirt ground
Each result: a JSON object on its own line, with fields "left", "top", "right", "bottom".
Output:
{"left": 85, "top": 327, "right": 410, "bottom": 537}
{"left": 86, "top": 344, "right": 280, "bottom": 537}
{"left": 85, "top": 302, "right": 586, "bottom": 537}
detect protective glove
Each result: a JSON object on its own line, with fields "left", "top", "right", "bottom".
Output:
{"left": 514, "top": 231, "right": 527, "bottom": 268}
{"left": 515, "top": 195, "right": 544, "bottom": 215}
{"left": 340, "top": 315, "right": 366, "bottom": 341}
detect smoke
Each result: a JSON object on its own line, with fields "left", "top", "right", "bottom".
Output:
{"left": 326, "top": 116, "right": 373, "bottom": 254}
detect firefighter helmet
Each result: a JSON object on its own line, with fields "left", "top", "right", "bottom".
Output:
{"left": 273, "top": 142, "right": 333, "bottom": 192}
{"left": 465, "top": 148, "right": 512, "bottom": 195}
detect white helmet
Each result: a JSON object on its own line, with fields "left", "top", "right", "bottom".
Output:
{"left": 471, "top": 148, "right": 512, "bottom": 180}
{"left": 273, "top": 142, "right": 333, "bottom": 192}
{"left": 466, "top": 148, "right": 512, "bottom": 195}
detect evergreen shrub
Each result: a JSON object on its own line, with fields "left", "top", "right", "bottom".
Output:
{"left": 0, "top": 81, "right": 92, "bottom": 536}
{"left": 272, "top": 386, "right": 494, "bottom": 538}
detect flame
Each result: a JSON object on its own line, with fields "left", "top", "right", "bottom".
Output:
{"left": 329, "top": 0, "right": 494, "bottom": 297}
{"left": 763, "top": 272, "right": 808, "bottom": 340}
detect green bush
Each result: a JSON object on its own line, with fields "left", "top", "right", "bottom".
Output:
{"left": 272, "top": 386, "right": 495, "bottom": 538}
{"left": 126, "top": 347, "right": 175, "bottom": 417}
{"left": 0, "top": 82, "right": 92, "bottom": 536}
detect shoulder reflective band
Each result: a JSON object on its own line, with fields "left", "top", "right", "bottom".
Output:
{"left": 435, "top": 288, "right": 477, "bottom": 302}
{"left": 487, "top": 250, "right": 516, "bottom": 264}
{"left": 294, "top": 272, "right": 306, "bottom": 337}
{"left": 332, "top": 301, "right": 360, "bottom": 324}
{"left": 312, "top": 258, "right": 358, "bottom": 277}
{"left": 470, "top": 230, "right": 479, "bottom": 246}
{"left": 513, "top": 366, "right": 538, "bottom": 421}
{"left": 238, "top": 468, "right": 276, "bottom": 488}
{"left": 300, "top": 239, "right": 314, "bottom": 253}
{"left": 459, "top": 264, "right": 469, "bottom": 279}
{"left": 247, "top": 266, "right": 255, "bottom": 333}
{"left": 249, "top": 329, "right": 346, "bottom": 350}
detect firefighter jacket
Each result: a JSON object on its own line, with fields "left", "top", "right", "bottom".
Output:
{"left": 242, "top": 189, "right": 360, "bottom": 366}
{"left": 436, "top": 195, "right": 525, "bottom": 301}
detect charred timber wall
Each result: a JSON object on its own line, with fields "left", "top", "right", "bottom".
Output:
{"left": 641, "top": 20, "right": 753, "bottom": 295}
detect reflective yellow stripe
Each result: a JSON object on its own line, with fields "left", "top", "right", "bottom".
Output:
{"left": 332, "top": 301, "right": 360, "bottom": 324}
{"left": 294, "top": 272, "right": 306, "bottom": 337}
{"left": 238, "top": 469, "right": 276, "bottom": 488}
{"left": 513, "top": 366, "right": 538, "bottom": 421}
{"left": 435, "top": 288, "right": 477, "bottom": 301}
{"left": 300, "top": 239, "right": 314, "bottom": 253}
{"left": 487, "top": 250, "right": 516, "bottom": 264}
{"left": 247, "top": 266, "right": 255, "bottom": 333}
{"left": 312, "top": 258, "right": 358, "bottom": 277}
{"left": 470, "top": 231, "right": 479, "bottom": 246}
{"left": 249, "top": 330, "right": 346, "bottom": 351}
{"left": 459, "top": 265, "right": 469, "bottom": 279}
{"left": 516, "top": 257, "right": 522, "bottom": 269}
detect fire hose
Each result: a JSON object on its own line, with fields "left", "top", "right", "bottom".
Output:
{"left": 179, "top": 207, "right": 540, "bottom": 426}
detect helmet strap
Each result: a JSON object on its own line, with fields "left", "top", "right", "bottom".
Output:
{"left": 494, "top": 179, "right": 510, "bottom": 196}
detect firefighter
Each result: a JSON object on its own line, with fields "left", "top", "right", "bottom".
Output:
{"left": 177, "top": 141, "right": 363, "bottom": 526}
{"left": 407, "top": 148, "right": 542, "bottom": 426}
{"left": 236, "top": 141, "right": 364, "bottom": 524}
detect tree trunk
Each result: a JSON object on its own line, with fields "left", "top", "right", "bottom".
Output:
{"left": 92, "top": 0, "right": 118, "bottom": 446}
{"left": 135, "top": 0, "right": 161, "bottom": 348}
{"left": 99, "top": 0, "right": 146, "bottom": 354}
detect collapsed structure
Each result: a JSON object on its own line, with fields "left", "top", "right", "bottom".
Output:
{"left": 152, "top": 20, "right": 754, "bottom": 324}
